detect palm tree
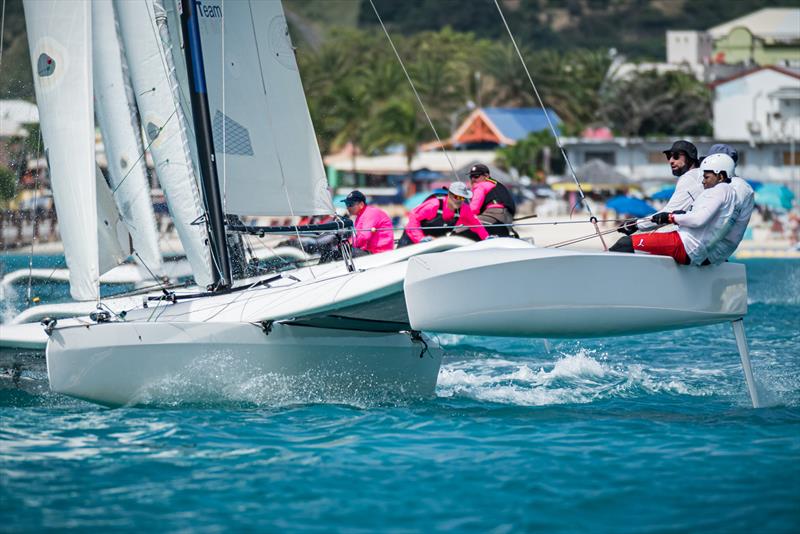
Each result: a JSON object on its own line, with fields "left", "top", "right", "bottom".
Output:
{"left": 364, "top": 95, "right": 434, "bottom": 195}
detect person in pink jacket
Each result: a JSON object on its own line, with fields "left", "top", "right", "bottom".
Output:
{"left": 467, "top": 163, "right": 517, "bottom": 237}
{"left": 397, "top": 181, "right": 488, "bottom": 247}
{"left": 342, "top": 190, "right": 394, "bottom": 255}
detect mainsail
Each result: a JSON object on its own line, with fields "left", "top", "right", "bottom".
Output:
{"left": 195, "top": 0, "right": 333, "bottom": 217}
{"left": 92, "top": 0, "right": 163, "bottom": 274}
{"left": 115, "top": 0, "right": 214, "bottom": 287}
{"left": 24, "top": 0, "right": 99, "bottom": 301}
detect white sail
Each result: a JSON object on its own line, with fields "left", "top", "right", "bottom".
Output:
{"left": 92, "top": 0, "right": 163, "bottom": 273}
{"left": 115, "top": 0, "right": 214, "bottom": 288}
{"left": 95, "top": 165, "right": 134, "bottom": 274}
{"left": 196, "top": 0, "right": 333, "bottom": 216}
{"left": 23, "top": 0, "right": 99, "bottom": 301}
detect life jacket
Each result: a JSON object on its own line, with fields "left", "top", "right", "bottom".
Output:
{"left": 420, "top": 197, "right": 459, "bottom": 237}
{"left": 480, "top": 179, "right": 516, "bottom": 215}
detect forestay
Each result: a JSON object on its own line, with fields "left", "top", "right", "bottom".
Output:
{"left": 92, "top": 0, "right": 162, "bottom": 273}
{"left": 195, "top": 0, "right": 333, "bottom": 216}
{"left": 23, "top": 0, "right": 99, "bottom": 301}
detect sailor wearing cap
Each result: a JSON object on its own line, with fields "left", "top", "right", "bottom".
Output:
{"left": 341, "top": 190, "right": 394, "bottom": 255}
{"left": 467, "top": 163, "right": 517, "bottom": 237}
{"left": 611, "top": 153, "right": 737, "bottom": 265}
{"left": 619, "top": 140, "right": 704, "bottom": 235}
{"left": 397, "top": 181, "right": 488, "bottom": 247}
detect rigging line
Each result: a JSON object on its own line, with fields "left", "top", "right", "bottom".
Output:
{"left": 221, "top": 0, "right": 226, "bottom": 214}
{"left": 548, "top": 226, "right": 621, "bottom": 249}
{"left": 130, "top": 250, "right": 170, "bottom": 296}
{"left": 147, "top": 1, "right": 184, "bottom": 131}
{"left": 368, "top": 0, "right": 461, "bottom": 183}
{"left": 0, "top": 0, "right": 6, "bottom": 68}
{"left": 111, "top": 109, "right": 177, "bottom": 195}
{"left": 490, "top": 0, "right": 593, "bottom": 218}
{"left": 247, "top": 2, "right": 317, "bottom": 281}
{"left": 26, "top": 128, "right": 44, "bottom": 303}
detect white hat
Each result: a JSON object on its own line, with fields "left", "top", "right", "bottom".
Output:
{"left": 446, "top": 181, "right": 472, "bottom": 199}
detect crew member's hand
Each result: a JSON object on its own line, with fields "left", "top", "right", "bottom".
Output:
{"left": 420, "top": 236, "right": 433, "bottom": 243}
{"left": 617, "top": 218, "right": 638, "bottom": 235}
{"left": 651, "top": 212, "right": 671, "bottom": 225}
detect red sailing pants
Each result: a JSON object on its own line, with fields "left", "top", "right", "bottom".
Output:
{"left": 631, "top": 231, "right": 690, "bottom": 265}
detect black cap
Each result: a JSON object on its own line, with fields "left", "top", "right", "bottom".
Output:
{"left": 662, "top": 140, "right": 698, "bottom": 162}
{"left": 342, "top": 190, "right": 366, "bottom": 205}
{"left": 468, "top": 163, "right": 490, "bottom": 177}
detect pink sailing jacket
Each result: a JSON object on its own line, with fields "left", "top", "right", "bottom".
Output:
{"left": 405, "top": 197, "right": 488, "bottom": 243}
{"left": 352, "top": 205, "right": 394, "bottom": 253}
{"left": 469, "top": 180, "right": 502, "bottom": 212}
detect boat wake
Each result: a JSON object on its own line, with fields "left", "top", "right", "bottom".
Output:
{"left": 436, "top": 349, "right": 749, "bottom": 406}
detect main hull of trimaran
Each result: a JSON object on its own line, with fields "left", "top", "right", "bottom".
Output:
{"left": 42, "top": 238, "right": 474, "bottom": 405}
{"left": 47, "top": 321, "right": 440, "bottom": 407}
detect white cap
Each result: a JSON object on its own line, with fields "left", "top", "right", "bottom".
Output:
{"left": 447, "top": 181, "right": 473, "bottom": 199}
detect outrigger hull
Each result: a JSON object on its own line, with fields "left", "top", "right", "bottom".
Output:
{"left": 404, "top": 240, "right": 748, "bottom": 338}
{"left": 46, "top": 321, "right": 441, "bottom": 407}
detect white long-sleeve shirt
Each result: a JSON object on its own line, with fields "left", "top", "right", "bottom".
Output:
{"left": 704, "top": 177, "right": 755, "bottom": 264}
{"left": 672, "top": 182, "right": 736, "bottom": 265}
{"left": 638, "top": 168, "right": 704, "bottom": 230}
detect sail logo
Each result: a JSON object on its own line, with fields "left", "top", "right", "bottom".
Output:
{"left": 196, "top": 1, "right": 222, "bottom": 18}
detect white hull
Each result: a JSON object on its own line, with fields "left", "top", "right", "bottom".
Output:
{"left": 41, "top": 238, "right": 473, "bottom": 405}
{"left": 404, "top": 239, "right": 748, "bottom": 337}
{"left": 46, "top": 321, "right": 441, "bottom": 407}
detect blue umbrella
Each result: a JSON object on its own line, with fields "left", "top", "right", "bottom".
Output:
{"left": 745, "top": 179, "right": 763, "bottom": 191}
{"left": 404, "top": 189, "right": 446, "bottom": 210}
{"left": 755, "top": 184, "right": 794, "bottom": 211}
{"left": 606, "top": 196, "right": 656, "bottom": 218}
{"left": 650, "top": 186, "right": 675, "bottom": 201}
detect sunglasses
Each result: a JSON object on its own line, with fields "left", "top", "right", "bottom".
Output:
{"left": 469, "top": 174, "right": 483, "bottom": 179}
{"left": 451, "top": 194, "right": 466, "bottom": 201}
{"left": 666, "top": 152, "right": 685, "bottom": 161}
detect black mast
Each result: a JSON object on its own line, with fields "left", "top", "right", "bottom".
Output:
{"left": 179, "top": 0, "right": 232, "bottom": 289}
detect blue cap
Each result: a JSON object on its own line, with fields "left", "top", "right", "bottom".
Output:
{"left": 705, "top": 144, "right": 738, "bottom": 164}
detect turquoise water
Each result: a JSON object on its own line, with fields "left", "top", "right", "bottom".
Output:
{"left": 1, "top": 256, "right": 799, "bottom": 532}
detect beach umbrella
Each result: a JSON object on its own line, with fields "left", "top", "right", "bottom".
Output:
{"left": 745, "top": 179, "right": 763, "bottom": 191}
{"left": 650, "top": 186, "right": 675, "bottom": 201}
{"left": 606, "top": 195, "right": 656, "bottom": 218}
{"left": 755, "top": 184, "right": 794, "bottom": 211}
{"left": 404, "top": 189, "right": 446, "bottom": 210}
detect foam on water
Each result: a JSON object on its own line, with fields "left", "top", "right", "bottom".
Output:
{"left": 435, "top": 349, "right": 713, "bottom": 406}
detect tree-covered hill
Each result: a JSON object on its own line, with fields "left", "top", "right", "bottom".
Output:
{"left": 0, "top": 0, "right": 786, "bottom": 101}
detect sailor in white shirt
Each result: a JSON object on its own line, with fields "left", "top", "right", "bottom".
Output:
{"left": 669, "top": 154, "right": 737, "bottom": 265}
{"left": 611, "top": 154, "right": 737, "bottom": 265}
{"left": 619, "top": 140, "right": 703, "bottom": 234}
{"left": 699, "top": 145, "right": 755, "bottom": 265}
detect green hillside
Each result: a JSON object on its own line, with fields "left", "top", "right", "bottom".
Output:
{"left": 0, "top": 0, "right": 785, "bottom": 101}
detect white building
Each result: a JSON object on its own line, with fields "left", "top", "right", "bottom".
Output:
{"left": 0, "top": 100, "right": 39, "bottom": 137}
{"left": 712, "top": 66, "right": 800, "bottom": 142}
{"left": 563, "top": 137, "right": 799, "bottom": 185}
{"left": 666, "top": 30, "right": 713, "bottom": 70}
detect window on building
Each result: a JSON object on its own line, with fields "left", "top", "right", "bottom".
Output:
{"left": 782, "top": 151, "right": 800, "bottom": 166}
{"left": 585, "top": 151, "right": 616, "bottom": 165}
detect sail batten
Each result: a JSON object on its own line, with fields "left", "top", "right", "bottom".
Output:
{"left": 196, "top": 0, "right": 334, "bottom": 217}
